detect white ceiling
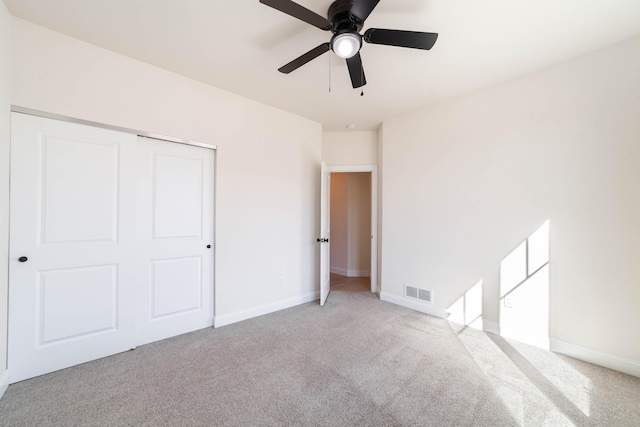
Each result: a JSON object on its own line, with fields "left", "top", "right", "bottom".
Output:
{"left": 5, "top": 0, "right": 640, "bottom": 131}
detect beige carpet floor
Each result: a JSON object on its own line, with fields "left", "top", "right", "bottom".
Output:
{"left": 0, "top": 290, "right": 639, "bottom": 426}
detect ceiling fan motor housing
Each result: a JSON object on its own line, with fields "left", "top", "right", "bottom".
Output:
{"left": 328, "top": 0, "right": 364, "bottom": 57}
{"left": 328, "top": 0, "right": 364, "bottom": 33}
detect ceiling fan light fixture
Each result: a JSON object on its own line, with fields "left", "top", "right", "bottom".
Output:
{"left": 331, "top": 32, "right": 362, "bottom": 59}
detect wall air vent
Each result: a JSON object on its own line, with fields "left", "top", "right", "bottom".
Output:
{"left": 405, "top": 284, "right": 433, "bottom": 304}
{"left": 418, "top": 289, "right": 432, "bottom": 303}
{"left": 405, "top": 285, "right": 418, "bottom": 299}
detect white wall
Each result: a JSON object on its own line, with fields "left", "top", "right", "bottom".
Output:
{"left": 9, "top": 19, "right": 322, "bottom": 326}
{"left": 322, "top": 130, "right": 378, "bottom": 166}
{"left": 0, "top": 0, "right": 11, "bottom": 398}
{"left": 381, "top": 35, "right": 640, "bottom": 370}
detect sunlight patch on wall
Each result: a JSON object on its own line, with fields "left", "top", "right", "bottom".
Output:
{"left": 447, "top": 280, "right": 483, "bottom": 330}
{"left": 528, "top": 220, "right": 550, "bottom": 273}
{"left": 500, "top": 241, "right": 527, "bottom": 297}
{"left": 500, "top": 220, "right": 550, "bottom": 349}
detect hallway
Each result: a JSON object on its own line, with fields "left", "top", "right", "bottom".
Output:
{"left": 330, "top": 273, "right": 370, "bottom": 292}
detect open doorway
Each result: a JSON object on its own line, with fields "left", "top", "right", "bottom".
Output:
{"left": 328, "top": 169, "right": 377, "bottom": 293}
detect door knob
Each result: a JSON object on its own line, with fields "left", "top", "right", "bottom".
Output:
{"left": 206, "top": 245, "right": 211, "bottom": 249}
{"left": 18, "top": 256, "right": 28, "bottom": 262}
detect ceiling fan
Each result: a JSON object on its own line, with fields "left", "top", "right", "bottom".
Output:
{"left": 259, "top": 0, "right": 438, "bottom": 88}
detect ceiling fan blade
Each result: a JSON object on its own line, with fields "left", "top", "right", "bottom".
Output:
{"left": 346, "top": 52, "right": 367, "bottom": 88}
{"left": 278, "top": 43, "right": 331, "bottom": 74}
{"left": 350, "top": 0, "right": 381, "bottom": 23}
{"left": 363, "top": 28, "right": 438, "bottom": 50}
{"left": 260, "top": 0, "right": 331, "bottom": 30}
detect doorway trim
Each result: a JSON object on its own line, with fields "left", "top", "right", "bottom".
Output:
{"left": 327, "top": 165, "right": 378, "bottom": 294}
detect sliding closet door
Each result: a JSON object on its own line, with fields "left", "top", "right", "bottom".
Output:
{"left": 135, "top": 137, "right": 215, "bottom": 346}
{"left": 8, "top": 113, "right": 138, "bottom": 383}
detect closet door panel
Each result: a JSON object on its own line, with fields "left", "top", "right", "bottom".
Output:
{"left": 8, "top": 113, "right": 137, "bottom": 383}
{"left": 135, "top": 137, "right": 215, "bottom": 346}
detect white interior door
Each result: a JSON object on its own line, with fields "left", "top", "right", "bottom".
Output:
{"left": 8, "top": 113, "right": 138, "bottom": 383}
{"left": 320, "top": 162, "right": 331, "bottom": 306}
{"left": 135, "top": 137, "right": 215, "bottom": 345}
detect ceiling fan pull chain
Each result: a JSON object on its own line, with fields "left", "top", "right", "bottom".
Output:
{"left": 361, "top": 60, "right": 365, "bottom": 96}
{"left": 329, "top": 52, "right": 332, "bottom": 93}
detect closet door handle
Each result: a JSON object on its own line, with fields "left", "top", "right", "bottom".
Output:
{"left": 18, "top": 256, "right": 28, "bottom": 263}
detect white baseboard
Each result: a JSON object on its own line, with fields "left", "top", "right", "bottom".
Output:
{"left": 349, "top": 270, "right": 370, "bottom": 277}
{"left": 330, "top": 267, "right": 348, "bottom": 276}
{"left": 484, "top": 325, "right": 638, "bottom": 377}
{"left": 380, "top": 292, "right": 448, "bottom": 318}
{"left": 330, "top": 267, "right": 370, "bottom": 277}
{"left": 483, "top": 324, "right": 638, "bottom": 378}
{"left": 0, "top": 370, "right": 9, "bottom": 400}
{"left": 550, "top": 339, "right": 640, "bottom": 378}
{"left": 214, "top": 291, "right": 319, "bottom": 328}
